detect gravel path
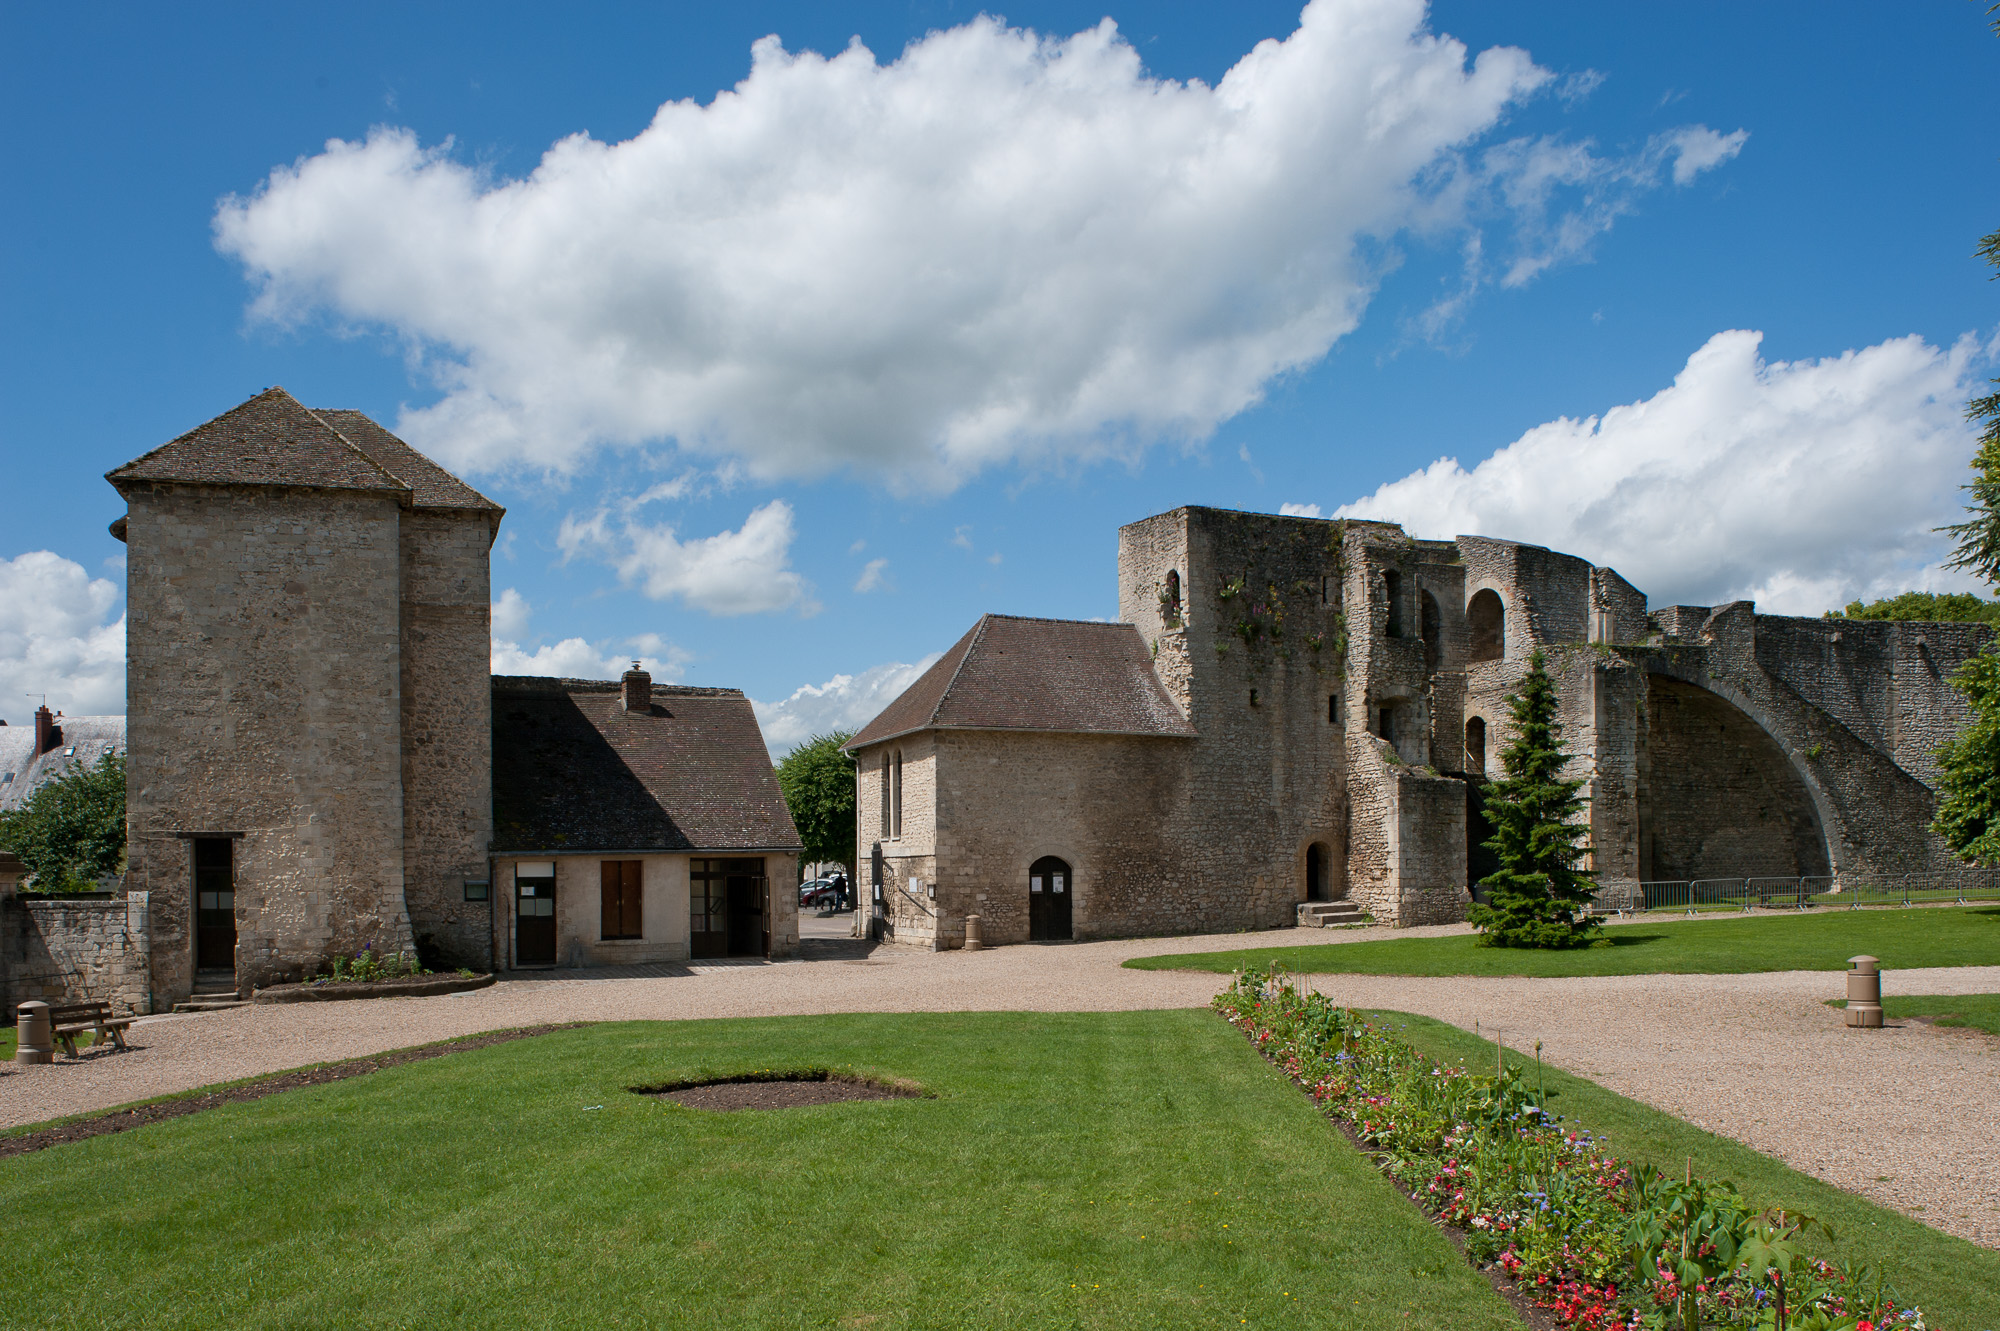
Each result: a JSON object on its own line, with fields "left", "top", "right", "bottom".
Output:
{"left": 5, "top": 916, "right": 1996, "bottom": 1248}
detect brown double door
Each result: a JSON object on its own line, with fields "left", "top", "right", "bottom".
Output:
{"left": 193, "top": 837, "right": 236, "bottom": 971}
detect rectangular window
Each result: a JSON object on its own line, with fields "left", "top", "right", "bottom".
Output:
{"left": 891, "top": 751, "right": 904, "bottom": 839}
{"left": 880, "top": 756, "right": 891, "bottom": 836}
{"left": 600, "top": 860, "right": 643, "bottom": 940}
{"left": 463, "top": 880, "right": 490, "bottom": 902}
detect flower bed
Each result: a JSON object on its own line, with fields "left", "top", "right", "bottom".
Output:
{"left": 1216, "top": 968, "right": 1929, "bottom": 1331}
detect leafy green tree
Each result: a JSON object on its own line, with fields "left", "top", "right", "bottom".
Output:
{"left": 1825, "top": 590, "right": 2000, "bottom": 625}
{"left": 775, "top": 730, "right": 857, "bottom": 878}
{"left": 1932, "top": 644, "right": 2000, "bottom": 864}
{"left": 1468, "top": 653, "right": 1600, "bottom": 949}
{"left": 0, "top": 751, "right": 127, "bottom": 891}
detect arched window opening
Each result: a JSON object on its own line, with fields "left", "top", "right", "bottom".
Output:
{"left": 1465, "top": 716, "right": 1487, "bottom": 778}
{"left": 1420, "top": 590, "right": 1442, "bottom": 673}
{"left": 879, "top": 755, "right": 891, "bottom": 836}
{"left": 1468, "top": 589, "right": 1505, "bottom": 662}
{"left": 1383, "top": 570, "right": 1404, "bottom": 637}
{"left": 1163, "top": 569, "right": 1182, "bottom": 626}
{"left": 1028, "top": 855, "right": 1073, "bottom": 941}
{"left": 891, "top": 749, "right": 904, "bottom": 839}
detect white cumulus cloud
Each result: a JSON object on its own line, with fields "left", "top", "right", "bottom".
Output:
{"left": 212, "top": 1, "right": 1734, "bottom": 490}
{"left": 488, "top": 591, "right": 691, "bottom": 680}
{"left": 752, "top": 655, "right": 944, "bottom": 757}
{"left": 490, "top": 586, "right": 532, "bottom": 640}
{"left": 1338, "top": 329, "right": 1991, "bottom": 614}
{"left": 559, "top": 499, "right": 816, "bottom": 616}
{"left": 1279, "top": 502, "right": 1325, "bottom": 518}
{"left": 0, "top": 552, "right": 126, "bottom": 725}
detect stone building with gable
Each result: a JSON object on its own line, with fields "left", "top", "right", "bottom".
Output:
{"left": 849, "top": 505, "right": 1989, "bottom": 947}
{"left": 89, "top": 388, "right": 797, "bottom": 1009}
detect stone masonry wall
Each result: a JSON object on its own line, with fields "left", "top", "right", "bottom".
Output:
{"left": 2, "top": 890, "right": 152, "bottom": 1015}
{"left": 122, "top": 484, "right": 412, "bottom": 999}
{"left": 399, "top": 509, "right": 496, "bottom": 970}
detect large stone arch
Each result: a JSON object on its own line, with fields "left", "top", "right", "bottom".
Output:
{"left": 1637, "top": 672, "right": 1831, "bottom": 881}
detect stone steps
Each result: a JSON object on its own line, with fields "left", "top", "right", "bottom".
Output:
{"left": 175, "top": 972, "right": 247, "bottom": 1012}
{"left": 1296, "top": 901, "right": 1371, "bottom": 928}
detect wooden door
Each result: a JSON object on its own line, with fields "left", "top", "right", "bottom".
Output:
{"left": 691, "top": 860, "right": 727, "bottom": 959}
{"left": 516, "top": 870, "right": 557, "bottom": 966}
{"left": 193, "top": 837, "right": 235, "bottom": 971}
{"left": 1028, "top": 856, "right": 1073, "bottom": 941}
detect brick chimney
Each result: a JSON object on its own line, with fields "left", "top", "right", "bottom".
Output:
{"left": 34, "top": 705, "right": 61, "bottom": 755}
{"left": 621, "top": 662, "right": 651, "bottom": 713}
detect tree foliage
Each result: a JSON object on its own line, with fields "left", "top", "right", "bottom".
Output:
{"left": 1825, "top": 590, "right": 2000, "bottom": 625}
{"left": 775, "top": 731, "right": 858, "bottom": 873}
{"left": 0, "top": 751, "right": 127, "bottom": 891}
{"left": 1932, "top": 643, "right": 2000, "bottom": 865}
{"left": 1467, "top": 653, "right": 1600, "bottom": 949}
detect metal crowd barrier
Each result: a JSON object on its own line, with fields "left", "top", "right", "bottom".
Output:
{"left": 1622, "top": 870, "right": 2000, "bottom": 914}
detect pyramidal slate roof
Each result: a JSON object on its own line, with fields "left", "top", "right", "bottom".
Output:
{"left": 847, "top": 615, "right": 1196, "bottom": 750}
{"left": 491, "top": 678, "right": 801, "bottom": 855}
{"left": 106, "top": 387, "right": 502, "bottom": 514}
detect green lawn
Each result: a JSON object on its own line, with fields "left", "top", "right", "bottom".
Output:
{"left": 1366, "top": 1011, "right": 2000, "bottom": 1331}
{"left": 0, "top": 1027, "right": 95, "bottom": 1060}
{"left": 1126, "top": 905, "right": 2000, "bottom": 977}
{"left": 0, "top": 1012, "right": 1523, "bottom": 1330}
{"left": 1830, "top": 992, "right": 2000, "bottom": 1038}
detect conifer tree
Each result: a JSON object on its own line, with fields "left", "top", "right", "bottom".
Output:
{"left": 1468, "top": 652, "right": 1600, "bottom": 949}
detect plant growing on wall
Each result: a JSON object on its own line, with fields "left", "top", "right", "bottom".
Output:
{"left": 0, "top": 750, "right": 126, "bottom": 891}
{"left": 1931, "top": 642, "right": 2000, "bottom": 864}
{"left": 775, "top": 730, "right": 859, "bottom": 879}
{"left": 1468, "top": 652, "right": 1601, "bottom": 949}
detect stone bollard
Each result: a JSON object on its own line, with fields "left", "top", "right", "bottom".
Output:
{"left": 1845, "top": 955, "right": 1883, "bottom": 1028}
{"left": 964, "top": 914, "right": 984, "bottom": 951}
{"left": 15, "top": 1001, "right": 53, "bottom": 1065}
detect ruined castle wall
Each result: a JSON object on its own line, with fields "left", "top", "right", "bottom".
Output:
{"left": 122, "top": 484, "right": 410, "bottom": 999}
{"left": 398, "top": 509, "right": 496, "bottom": 970}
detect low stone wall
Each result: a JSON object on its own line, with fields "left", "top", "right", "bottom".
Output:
{"left": 1, "top": 891, "right": 153, "bottom": 1017}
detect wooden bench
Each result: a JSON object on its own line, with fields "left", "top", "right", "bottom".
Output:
{"left": 47, "top": 1001, "right": 132, "bottom": 1058}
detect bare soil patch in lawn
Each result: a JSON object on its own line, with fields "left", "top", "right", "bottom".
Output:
{"left": 637, "top": 1070, "right": 925, "bottom": 1111}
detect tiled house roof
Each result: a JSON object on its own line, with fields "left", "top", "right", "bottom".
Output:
{"left": 847, "top": 614, "right": 1196, "bottom": 750}
{"left": 0, "top": 716, "right": 126, "bottom": 814}
{"left": 105, "top": 387, "right": 503, "bottom": 518}
{"left": 491, "top": 678, "right": 802, "bottom": 854}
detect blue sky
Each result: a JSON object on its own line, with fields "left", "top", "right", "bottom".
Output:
{"left": 2, "top": 2, "right": 1995, "bottom": 744}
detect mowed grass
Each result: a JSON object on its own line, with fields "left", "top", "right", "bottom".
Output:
{"left": 0, "top": 1011, "right": 1522, "bottom": 1331}
{"left": 1125, "top": 906, "right": 2000, "bottom": 977}
{"left": 1366, "top": 1012, "right": 2000, "bottom": 1331}
{"left": 1830, "top": 992, "right": 2000, "bottom": 1038}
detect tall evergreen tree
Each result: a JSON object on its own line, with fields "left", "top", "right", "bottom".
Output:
{"left": 1468, "top": 652, "right": 1600, "bottom": 949}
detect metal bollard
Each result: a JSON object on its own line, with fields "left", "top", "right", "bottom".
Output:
{"left": 963, "top": 914, "right": 984, "bottom": 951}
{"left": 15, "top": 1001, "right": 53, "bottom": 1064}
{"left": 1845, "top": 955, "right": 1883, "bottom": 1029}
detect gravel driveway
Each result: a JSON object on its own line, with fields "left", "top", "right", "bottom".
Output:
{"left": 5, "top": 916, "right": 1997, "bottom": 1249}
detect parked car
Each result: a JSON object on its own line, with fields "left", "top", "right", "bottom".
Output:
{"left": 799, "top": 878, "right": 845, "bottom": 910}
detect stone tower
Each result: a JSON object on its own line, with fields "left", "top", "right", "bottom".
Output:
{"left": 108, "top": 388, "right": 502, "bottom": 1000}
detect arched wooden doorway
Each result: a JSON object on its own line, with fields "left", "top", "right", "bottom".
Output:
{"left": 1028, "top": 856, "right": 1073, "bottom": 941}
